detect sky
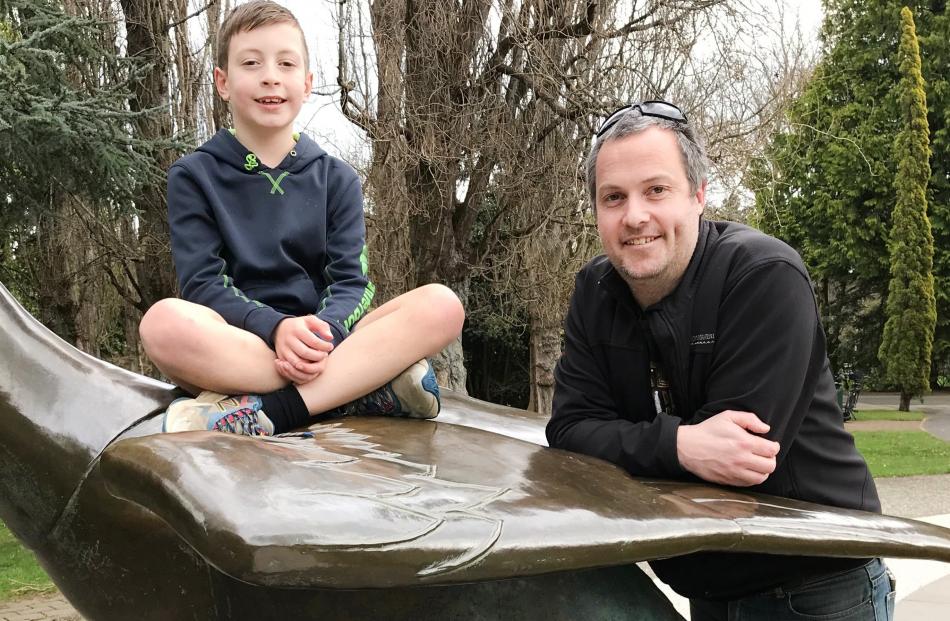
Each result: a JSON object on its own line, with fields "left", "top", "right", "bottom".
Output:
{"left": 278, "top": 0, "right": 827, "bottom": 158}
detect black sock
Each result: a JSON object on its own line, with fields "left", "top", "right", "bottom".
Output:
{"left": 261, "top": 386, "right": 310, "bottom": 434}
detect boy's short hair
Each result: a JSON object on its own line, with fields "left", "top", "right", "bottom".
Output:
{"left": 216, "top": 0, "right": 310, "bottom": 71}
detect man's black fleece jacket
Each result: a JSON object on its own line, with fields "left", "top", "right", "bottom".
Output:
{"left": 547, "top": 219, "right": 880, "bottom": 600}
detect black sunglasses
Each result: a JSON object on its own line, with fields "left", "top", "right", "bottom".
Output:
{"left": 596, "top": 100, "right": 687, "bottom": 138}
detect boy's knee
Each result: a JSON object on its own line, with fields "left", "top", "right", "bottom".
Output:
{"left": 417, "top": 284, "right": 465, "bottom": 336}
{"left": 139, "top": 298, "right": 193, "bottom": 355}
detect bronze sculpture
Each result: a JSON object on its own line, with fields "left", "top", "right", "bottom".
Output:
{"left": 1, "top": 281, "right": 949, "bottom": 620}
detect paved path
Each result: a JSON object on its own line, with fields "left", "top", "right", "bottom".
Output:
{"left": 846, "top": 389, "right": 950, "bottom": 437}
{"left": 857, "top": 391, "right": 950, "bottom": 443}
{"left": 2, "top": 391, "right": 947, "bottom": 620}
{"left": 0, "top": 592, "right": 79, "bottom": 621}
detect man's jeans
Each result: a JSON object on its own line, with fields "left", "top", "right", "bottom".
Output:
{"left": 689, "top": 558, "right": 895, "bottom": 621}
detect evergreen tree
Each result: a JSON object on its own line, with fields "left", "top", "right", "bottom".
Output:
{"left": 0, "top": 0, "right": 177, "bottom": 367}
{"left": 918, "top": 8, "right": 950, "bottom": 386}
{"left": 0, "top": 0, "right": 161, "bottom": 214}
{"left": 878, "top": 6, "right": 936, "bottom": 410}
{"left": 754, "top": 0, "right": 949, "bottom": 388}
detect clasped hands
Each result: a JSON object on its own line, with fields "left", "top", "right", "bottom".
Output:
{"left": 677, "top": 410, "right": 781, "bottom": 487}
{"left": 273, "top": 315, "right": 334, "bottom": 384}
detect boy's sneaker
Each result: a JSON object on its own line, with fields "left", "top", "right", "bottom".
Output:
{"left": 163, "top": 391, "right": 275, "bottom": 436}
{"left": 347, "top": 359, "right": 441, "bottom": 419}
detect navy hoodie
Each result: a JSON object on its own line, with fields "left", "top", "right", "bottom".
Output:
{"left": 167, "top": 129, "right": 374, "bottom": 347}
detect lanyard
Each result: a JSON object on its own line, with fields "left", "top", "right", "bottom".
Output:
{"left": 642, "top": 320, "right": 675, "bottom": 416}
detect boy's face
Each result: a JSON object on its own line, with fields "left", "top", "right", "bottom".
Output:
{"left": 214, "top": 22, "right": 312, "bottom": 137}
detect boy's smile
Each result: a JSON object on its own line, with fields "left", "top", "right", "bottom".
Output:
{"left": 214, "top": 22, "right": 312, "bottom": 142}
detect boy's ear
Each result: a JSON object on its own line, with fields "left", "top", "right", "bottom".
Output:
{"left": 303, "top": 70, "right": 313, "bottom": 102}
{"left": 213, "top": 66, "right": 230, "bottom": 102}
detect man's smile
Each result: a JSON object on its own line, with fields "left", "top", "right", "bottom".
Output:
{"left": 624, "top": 236, "right": 660, "bottom": 247}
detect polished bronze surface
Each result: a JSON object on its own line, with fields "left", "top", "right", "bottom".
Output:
{"left": 102, "top": 418, "right": 950, "bottom": 589}
{"left": 0, "top": 283, "right": 170, "bottom": 543}
{"left": 1, "top": 280, "right": 949, "bottom": 620}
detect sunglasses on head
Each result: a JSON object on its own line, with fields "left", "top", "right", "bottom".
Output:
{"left": 596, "top": 100, "right": 687, "bottom": 138}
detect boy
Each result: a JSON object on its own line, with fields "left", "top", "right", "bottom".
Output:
{"left": 140, "top": 0, "right": 465, "bottom": 436}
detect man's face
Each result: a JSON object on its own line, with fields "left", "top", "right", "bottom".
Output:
{"left": 214, "top": 22, "right": 312, "bottom": 137}
{"left": 594, "top": 127, "right": 706, "bottom": 299}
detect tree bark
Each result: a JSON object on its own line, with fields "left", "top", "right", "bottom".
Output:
{"left": 118, "top": 0, "right": 179, "bottom": 312}
{"left": 207, "top": 0, "right": 230, "bottom": 132}
{"left": 31, "top": 197, "right": 79, "bottom": 347}
{"left": 527, "top": 317, "right": 561, "bottom": 416}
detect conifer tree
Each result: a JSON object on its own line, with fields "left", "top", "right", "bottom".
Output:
{"left": 0, "top": 0, "right": 157, "bottom": 319}
{"left": 754, "top": 1, "right": 950, "bottom": 388}
{"left": 0, "top": 0, "right": 180, "bottom": 368}
{"left": 878, "top": 6, "right": 936, "bottom": 410}
{"left": 0, "top": 0, "right": 159, "bottom": 212}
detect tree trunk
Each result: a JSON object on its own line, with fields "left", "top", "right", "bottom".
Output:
{"left": 435, "top": 336, "right": 468, "bottom": 394}
{"left": 31, "top": 193, "right": 128, "bottom": 360}
{"left": 527, "top": 317, "right": 561, "bottom": 416}
{"left": 125, "top": 307, "right": 152, "bottom": 376}
{"left": 32, "top": 198, "right": 79, "bottom": 346}
{"left": 119, "top": 0, "right": 179, "bottom": 312}
{"left": 347, "top": 0, "right": 737, "bottom": 404}
{"left": 432, "top": 279, "right": 469, "bottom": 393}
{"left": 206, "top": 0, "right": 230, "bottom": 133}
{"left": 899, "top": 391, "right": 912, "bottom": 412}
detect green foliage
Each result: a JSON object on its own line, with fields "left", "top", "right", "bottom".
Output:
{"left": 754, "top": 0, "right": 949, "bottom": 385}
{"left": 0, "top": 0, "right": 184, "bottom": 361}
{"left": 852, "top": 430, "right": 950, "bottom": 477}
{"left": 920, "top": 7, "right": 950, "bottom": 387}
{"left": 0, "top": 0, "right": 167, "bottom": 212}
{"left": 462, "top": 303, "right": 531, "bottom": 409}
{"left": 878, "top": 7, "right": 936, "bottom": 399}
{"left": 462, "top": 191, "right": 532, "bottom": 408}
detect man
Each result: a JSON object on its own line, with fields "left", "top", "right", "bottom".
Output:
{"left": 546, "top": 101, "right": 893, "bottom": 620}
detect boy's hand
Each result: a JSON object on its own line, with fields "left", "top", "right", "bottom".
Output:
{"left": 275, "top": 357, "right": 327, "bottom": 385}
{"left": 274, "top": 315, "right": 334, "bottom": 384}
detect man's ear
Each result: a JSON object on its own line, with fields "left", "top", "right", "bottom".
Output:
{"left": 213, "top": 66, "right": 230, "bottom": 102}
{"left": 694, "top": 179, "right": 708, "bottom": 214}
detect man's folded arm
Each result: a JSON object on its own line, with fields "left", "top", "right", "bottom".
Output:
{"left": 690, "top": 260, "right": 825, "bottom": 467}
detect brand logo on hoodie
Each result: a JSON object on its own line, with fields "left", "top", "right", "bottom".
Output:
{"left": 244, "top": 154, "right": 259, "bottom": 171}
{"left": 259, "top": 171, "right": 290, "bottom": 195}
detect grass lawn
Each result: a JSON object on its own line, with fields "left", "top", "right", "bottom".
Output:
{"left": 852, "top": 431, "right": 950, "bottom": 478}
{"left": 0, "top": 522, "right": 54, "bottom": 601}
{"left": 851, "top": 409, "right": 925, "bottom": 421}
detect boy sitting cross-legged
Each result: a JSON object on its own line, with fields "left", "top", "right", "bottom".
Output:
{"left": 139, "top": 0, "right": 464, "bottom": 436}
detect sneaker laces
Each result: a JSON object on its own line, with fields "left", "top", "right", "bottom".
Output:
{"left": 213, "top": 407, "right": 270, "bottom": 436}
{"left": 348, "top": 383, "right": 402, "bottom": 416}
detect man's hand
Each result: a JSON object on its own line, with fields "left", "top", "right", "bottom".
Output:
{"left": 676, "top": 410, "right": 781, "bottom": 487}
{"left": 274, "top": 315, "right": 334, "bottom": 384}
